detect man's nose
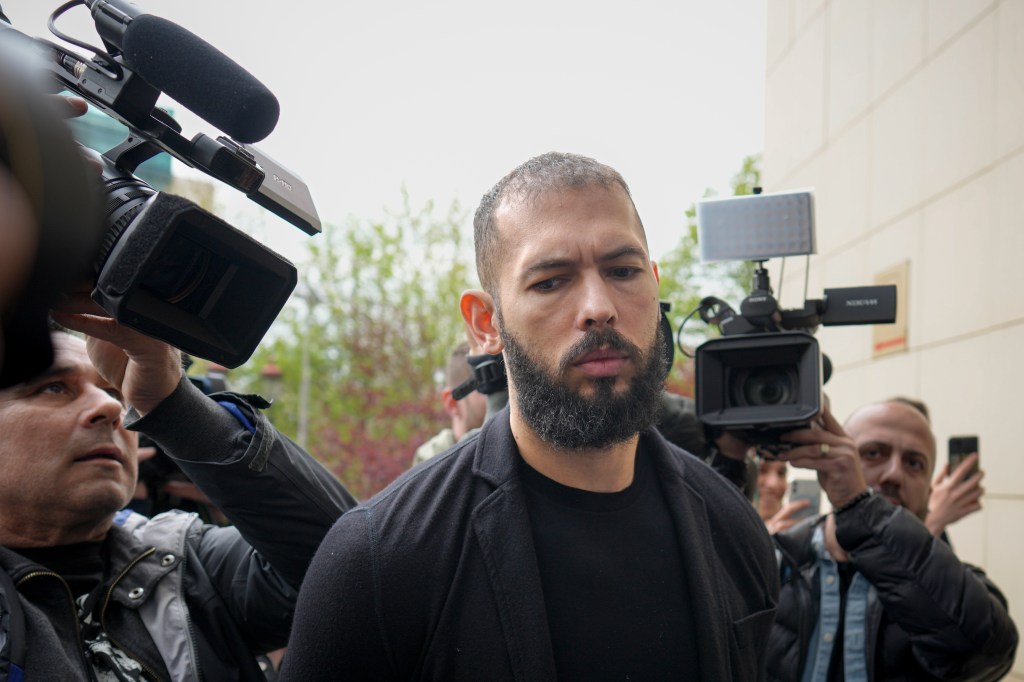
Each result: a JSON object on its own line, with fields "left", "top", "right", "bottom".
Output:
{"left": 575, "top": 274, "right": 616, "bottom": 331}
{"left": 80, "top": 385, "right": 124, "bottom": 428}
{"left": 877, "top": 453, "right": 905, "bottom": 487}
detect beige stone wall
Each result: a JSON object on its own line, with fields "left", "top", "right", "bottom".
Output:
{"left": 762, "top": 0, "right": 1024, "bottom": 677}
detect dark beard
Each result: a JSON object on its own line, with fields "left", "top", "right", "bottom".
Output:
{"left": 500, "top": 320, "right": 666, "bottom": 450}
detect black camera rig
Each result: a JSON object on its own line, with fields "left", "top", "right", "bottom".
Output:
{"left": 690, "top": 189, "right": 897, "bottom": 447}
{"left": 0, "top": 0, "right": 319, "bottom": 368}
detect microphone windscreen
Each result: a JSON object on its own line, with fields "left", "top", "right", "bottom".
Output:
{"left": 122, "top": 14, "right": 280, "bottom": 143}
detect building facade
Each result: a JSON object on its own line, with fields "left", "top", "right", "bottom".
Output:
{"left": 762, "top": 0, "right": 1023, "bottom": 677}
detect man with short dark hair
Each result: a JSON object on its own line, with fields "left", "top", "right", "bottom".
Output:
{"left": 282, "top": 152, "right": 779, "bottom": 681}
{"left": 0, "top": 317, "right": 355, "bottom": 680}
{"left": 412, "top": 339, "right": 488, "bottom": 466}
{"left": 767, "top": 399, "right": 1017, "bottom": 681}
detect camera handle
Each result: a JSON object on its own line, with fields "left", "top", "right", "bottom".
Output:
{"left": 98, "top": 106, "right": 180, "bottom": 174}
{"left": 738, "top": 262, "right": 782, "bottom": 330}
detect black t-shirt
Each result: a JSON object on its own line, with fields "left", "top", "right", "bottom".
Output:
{"left": 17, "top": 541, "right": 105, "bottom": 597}
{"left": 519, "top": 448, "right": 700, "bottom": 681}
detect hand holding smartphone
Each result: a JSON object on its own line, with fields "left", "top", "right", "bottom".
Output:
{"left": 948, "top": 436, "right": 980, "bottom": 478}
{"left": 789, "top": 479, "right": 822, "bottom": 520}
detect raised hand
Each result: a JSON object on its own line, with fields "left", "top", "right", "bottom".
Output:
{"left": 52, "top": 294, "right": 182, "bottom": 416}
{"left": 926, "top": 453, "right": 984, "bottom": 537}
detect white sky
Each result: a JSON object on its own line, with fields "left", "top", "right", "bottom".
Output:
{"left": 6, "top": 0, "right": 767, "bottom": 265}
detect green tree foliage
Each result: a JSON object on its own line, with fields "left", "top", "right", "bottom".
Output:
{"left": 658, "top": 154, "right": 761, "bottom": 397}
{"left": 237, "top": 192, "right": 473, "bottom": 499}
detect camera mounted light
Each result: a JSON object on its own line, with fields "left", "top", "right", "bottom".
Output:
{"left": 697, "top": 189, "right": 816, "bottom": 262}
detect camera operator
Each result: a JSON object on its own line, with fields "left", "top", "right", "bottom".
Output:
{"left": 0, "top": 12, "right": 362, "bottom": 678}
{"left": 752, "top": 399, "right": 1018, "bottom": 681}
{"left": 0, "top": 305, "right": 356, "bottom": 680}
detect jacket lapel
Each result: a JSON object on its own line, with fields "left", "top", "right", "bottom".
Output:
{"left": 649, "top": 435, "right": 734, "bottom": 681}
{"left": 470, "top": 408, "right": 557, "bottom": 682}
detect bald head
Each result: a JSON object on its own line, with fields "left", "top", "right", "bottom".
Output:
{"left": 844, "top": 400, "right": 936, "bottom": 520}
{"left": 844, "top": 401, "right": 937, "bottom": 465}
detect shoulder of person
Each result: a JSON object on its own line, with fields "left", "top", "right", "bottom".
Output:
{"left": 658, "top": 435, "right": 747, "bottom": 502}
{"left": 334, "top": 432, "right": 487, "bottom": 537}
{"left": 413, "top": 428, "right": 457, "bottom": 464}
{"left": 773, "top": 515, "right": 824, "bottom": 570}
{"left": 653, "top": 434, "right": 772, "bottom": 545}
{"left": 113, "top": 508, "right": 202, "bottom": 544}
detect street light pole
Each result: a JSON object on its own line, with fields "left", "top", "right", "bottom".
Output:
{"left": 294, "top": 282, "right": 321, "bottom": 451}
{"left": 260, "top": 359, "right": 283, "bottom": 407}
{"left": 297, "top": 324, "right": 311, "bottom": 450}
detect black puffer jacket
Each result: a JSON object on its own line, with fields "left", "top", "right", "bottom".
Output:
{"left": 767, "top": 494, "right": 1017, "bottom": 681}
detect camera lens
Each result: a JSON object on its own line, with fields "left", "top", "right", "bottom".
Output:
{"left": 92, "top": 170, "right": 161, "bottom": 279}
{"left": 734, "top": 367, "right": 797, "bottom": 406}
{"left": 141, "top": 234, "right": 212, "bottom": 305}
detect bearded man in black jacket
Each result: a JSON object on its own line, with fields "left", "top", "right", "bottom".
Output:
{"left": 768, "top": 399, "right": 1017, "bottom": 681}
{"left": 283, "top": 152, "right": 779, "bottom": 681}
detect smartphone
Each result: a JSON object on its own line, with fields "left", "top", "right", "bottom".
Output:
{"left": 789, "top": 479, "right": 821, "bottom": 520}
{"left": 948, "top": 435, "right": 980, "bottom": 477}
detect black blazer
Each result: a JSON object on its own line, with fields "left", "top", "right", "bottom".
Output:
{"left": 282, "top": 406, "right": 780, "bottom": 681}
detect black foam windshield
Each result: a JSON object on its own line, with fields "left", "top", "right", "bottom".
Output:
{"left": 121, "top": 14, "right": 280, "bottom": 142}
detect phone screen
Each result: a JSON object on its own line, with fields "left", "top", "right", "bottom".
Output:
{"left": 789, "top": 479, "right": 821, "bottom": 519}
{"left": 948, "top": 435, "right": 980, "bottom": 477}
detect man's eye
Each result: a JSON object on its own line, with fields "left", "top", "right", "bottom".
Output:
{"left": 104, "top": 388, "right": 125, "bottom": 404}
{"left": 860, "top": 447, "right": 883, "bottom": 459}
{"left": 532, "top": 278, "right": 561, "bottom": 292}
{"left": 610, "top": 267, "right": 639, "bottom": 279}
{"left": 38, "top": 382, "right": 68, "bottom": 396}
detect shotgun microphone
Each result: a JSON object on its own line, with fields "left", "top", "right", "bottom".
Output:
{"left": 89, "top": 0, "right": 279, "bottom": 142}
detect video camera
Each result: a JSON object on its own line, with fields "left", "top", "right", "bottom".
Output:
{"left": 691, "top": 189, "right": 897, "bottom": 448}
{"left": 0, "top": 0, "right": 319, "bottom": 374}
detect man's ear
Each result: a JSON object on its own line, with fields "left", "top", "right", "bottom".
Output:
{"left": 460, "top": 289, "right": 503, "bottom": 355}
{"left": 651, "top": 260, "right": 660, "bottom": 284}
{"left": 441, "top": 387, "right": 460, "bottom": 418}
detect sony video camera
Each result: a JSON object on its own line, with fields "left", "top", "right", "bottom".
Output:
{"left": 0, "top": 0, "right": 320, "bottom": 369}
{"left": 692, "top": 189, "right": 896, "bottom": 448}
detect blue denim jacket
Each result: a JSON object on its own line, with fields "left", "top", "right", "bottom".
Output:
{"left": 800, "top": 525, "right": 877, "bottom": 682}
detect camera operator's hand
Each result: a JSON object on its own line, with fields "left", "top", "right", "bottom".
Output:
{"left": 51, "top": 296, "right": 183, "bottom": 416}
{"left": 765, "top": 499, "right": 812, "bottom": 534}
{"left": 776, "top": 407, "right": 869, "bottom": 561}
{"left": 50, "top": 95, "right": 104, "bottom": 174}
{"left": 52, "top": 94, "right": 89, "bottom": 118}
{"left": 713, "top": 431, "right": 755, "bottom": 461}
{"left": 776, "top": 406, "right": 869, "bottom": 511}
{"left": 926, "top": 454, "right": 984, "bottom": 537}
